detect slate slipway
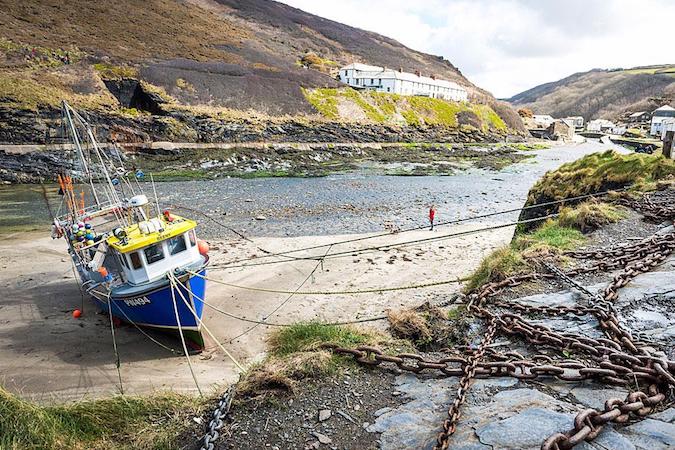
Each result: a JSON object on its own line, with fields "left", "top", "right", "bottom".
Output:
{"left": 368, "top": 256, "right": 675, "bottom": 449}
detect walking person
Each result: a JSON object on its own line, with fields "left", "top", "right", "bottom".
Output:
{"left": 429, "top": 204, "right": 436, "bottom": 231}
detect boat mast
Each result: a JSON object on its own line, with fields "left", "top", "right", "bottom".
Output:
{"left": 62, "top": 101, "right": 101, "bottom": 206}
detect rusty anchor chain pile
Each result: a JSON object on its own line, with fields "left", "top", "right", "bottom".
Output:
{"left": 618, "top": 191, "right": 675, "bottom": 223}
{"left": 324, "top": 201, "right": 675, "bottom": 449}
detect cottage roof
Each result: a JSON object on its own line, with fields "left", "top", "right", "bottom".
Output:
{"left": 629, "top": 111, "right": 647, "bottom": 117}
{"left": 653, "top": 105, "right": 675, "bottom": 112}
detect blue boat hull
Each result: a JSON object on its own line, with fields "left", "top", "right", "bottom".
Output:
{"left": 89, "top": 268, "right": 207, "bottom": 333}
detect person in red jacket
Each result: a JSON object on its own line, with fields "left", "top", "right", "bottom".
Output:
{"left": 429, "top": 205, "right": 436, "bottom": 231}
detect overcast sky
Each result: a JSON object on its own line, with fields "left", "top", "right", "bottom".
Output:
{"left": 279, "top": 0, "right": 675, "bottom": 98}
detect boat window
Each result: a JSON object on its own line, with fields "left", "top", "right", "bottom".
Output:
{"left": 144, "top": 244, "right": 165, "bottom": 265}
{"left": 129, "top": 252, "right": 143, "bottom": 270}
{"left": 188, "top": 229, "right": 196, "bottom": 247}
{"left": 119, "top": 253, "right": 129, "bottom": 269}
{"left": 168, "top": 235, "right": 187, "bottom": 255}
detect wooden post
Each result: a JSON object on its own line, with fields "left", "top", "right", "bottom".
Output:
{"left": 664, "top": 131, "right": 674, "bottom": 159}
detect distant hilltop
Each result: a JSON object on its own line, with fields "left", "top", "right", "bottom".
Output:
{"left": 507, "top": 64, "right": 675, "bottom": 121}
{"left": 0, "top": 0, "right": 522, "bottom": 136}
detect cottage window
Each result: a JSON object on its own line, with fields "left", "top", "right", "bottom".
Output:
{"left": 378, "top": 78, "right": 381, "bottom": 84}
{"left": 167, "top": 235, "right": 187, "bottom": 255}
{"left": 144, "top": 243, "right": 165, "bottom": 265}
{"left": 370, "top": 78, "right": 374, "bottom": 84}
{"left": 129, "top": 252, "right": 143, "bottom": 270}
{"left": 387, "top": 87, "right": 390, "bottom": 92}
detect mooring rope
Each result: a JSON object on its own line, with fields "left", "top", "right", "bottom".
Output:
{"left": 209, "top": 213, "right": 561, "bottom": 270}
{"left": 170, "top": 273, "right": 245, "bottom": 372}
{"left": 105, "top": 294, "right": 125, "bottom": 395}
{"left": 229, "top": 244, "right": 334, "bottom": 343}
{"left": 201, "top": 188, "right": 626, "bottom": 268}
{"left": 169, "top": 276, "right": 202, "bottom": 395}
{"left": 189, "top": 270, "right": 472, "bottom": 295}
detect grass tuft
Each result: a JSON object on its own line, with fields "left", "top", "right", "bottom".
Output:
{"left": 268, "top": 322, "right": 373, "bottom": 356}
{"left": 0, "top": 386, "right": 204, "bottom": 450}
{"left": 557, "top": 201, "right": 627, "bottom": 232}
{"left": 387, "top": 304, "right": 470, "bottom": 350}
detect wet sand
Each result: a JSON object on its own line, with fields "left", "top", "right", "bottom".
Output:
{"left": 0, "top": 223, "right": 511, "bottom": 403}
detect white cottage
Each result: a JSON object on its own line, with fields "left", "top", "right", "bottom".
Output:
{"left": 338, "top": 63, "right": 468, "bottom": 101}
{"left": 650, "top": 105, "right": 675, "bottom": 136}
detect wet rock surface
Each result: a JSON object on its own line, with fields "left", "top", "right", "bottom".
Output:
{"left": 366, "top": 254, "right": 675, "bottom": 450}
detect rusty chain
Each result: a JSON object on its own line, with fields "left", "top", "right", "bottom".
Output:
{"left": 324, "top": 219, "right": 675, "bottom": 449}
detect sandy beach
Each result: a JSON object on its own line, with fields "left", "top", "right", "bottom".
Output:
{"left": 0, "top": 221, "right": 513, "bottom": 403}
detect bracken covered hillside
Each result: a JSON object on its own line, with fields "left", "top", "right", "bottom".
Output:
{"left": 0, "top": 0, "right": 522, "bottom": 134}
{"left": 507, "top": 65, "right": 675, "bottom": 121}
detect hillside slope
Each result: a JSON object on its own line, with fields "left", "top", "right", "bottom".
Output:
{"left": 508, "top": 65, "right": 675, "bottom": 120}
{"left": 0, "top": 0, "right": 522, "bottom": 135}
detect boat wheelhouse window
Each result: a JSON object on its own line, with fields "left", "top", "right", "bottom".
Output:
{"left": 168, "top": 234, "right": 187, "bottom": 255}
{"left": 188, "top": 229, "right": 196, "bottom": 247}
{"left": 144, "top": 244, "right": 165, "bottom": 265}
{"left": 129, "top": 252, "right": 143, "bottom": 270}
{"left": 119, "top": 253, "right": 130, "bottom": 269}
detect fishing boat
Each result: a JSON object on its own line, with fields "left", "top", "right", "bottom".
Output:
{"left": 50, "top": 101, "right": 209, "bottom": 349}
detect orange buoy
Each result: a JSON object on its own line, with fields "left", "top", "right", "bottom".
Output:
{"left": 73, "top": 309, "right": 82, "bottom": 319}
{"left": 197, "top": 239, "right": 210, "bottom": 256}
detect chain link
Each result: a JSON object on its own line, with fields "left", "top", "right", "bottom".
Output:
{"left": 200, "top": 385, "right": 236, "bottom": 450}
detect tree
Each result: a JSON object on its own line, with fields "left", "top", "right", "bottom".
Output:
{"left": 518, "top": 108, "right": 533, "bottom": 118}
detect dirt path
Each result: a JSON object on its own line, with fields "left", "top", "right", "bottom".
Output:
{"left": 0, "top": 223, "right": 511, "bottom": 403}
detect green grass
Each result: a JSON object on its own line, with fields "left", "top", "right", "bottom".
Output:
{"left": 92, "top": 63, "right": 138, "bottom": 79}
{"left": 0, "top": 387, "right": 204, "bottom": 450}
{"left": 507, "top": 143, "right": 551, "bottom": 151}
{"left": 268, "top": 322, "right": 373, "bottom": 356}
{"left": 466, "top": 215, "right": 587, "bottom": 292}
{"left": 0, "top": 71, "right": 116, "bottom": 110}
{"left": 302, "top": 87, "right": 340, "bottom": 120}
{"left": 302, "top": 87, "right": 510, "bottom": 132}
{"left": 527, "top": 150, "right": 675, "bottom": 202}
{"left": 557, "top": 202, "right": 627, "bottom": 232}
{"left": 513, "top": 221, "right": 585, "bottom": 252}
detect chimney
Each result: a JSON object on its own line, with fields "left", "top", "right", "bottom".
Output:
{"left": 398, "top": 67, "right": 403, "bottom": 72}
{"left": 414, "top": 70, "right": 421, "bottom": 77}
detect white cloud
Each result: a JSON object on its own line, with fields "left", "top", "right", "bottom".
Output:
{"left": 279, "top": 0, "right": 675, "bottom": 98}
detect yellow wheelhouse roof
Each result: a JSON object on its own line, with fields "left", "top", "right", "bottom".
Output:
{"left": 106, "top": 215, "right": 197, "bottom": 253}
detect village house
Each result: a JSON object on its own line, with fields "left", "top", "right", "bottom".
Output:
{"left": 547, "top": 119, "right": 575, "bottom": 141}
{"left": 338, "top": 63, "right": 468, "bottom": 101}
{"left": 628, "top": 111, "right": 651, "bottom": 124}
{"left": 563, "top": 116, "right": 584, "bottom": 130}
{"left": 586, "top": 119, "right": 615, "bottom": 133}
{"left": 532, "top": 114, "right": 555, "bottom": 128}
{"left": 650, "top": 105, "right": 675, "bottom": 136}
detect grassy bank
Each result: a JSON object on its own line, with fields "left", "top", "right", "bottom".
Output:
{"left": 465, "top": 201, "right": 626, "bottom": 291}
{"left": 302, "top": 88, "right": 507, "bottom": 132}
{"left": 0, "top": 387, "right": 204, "bottom": 450}
{"left": 526, "top": 150, "right": 675, "bottom": 202}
